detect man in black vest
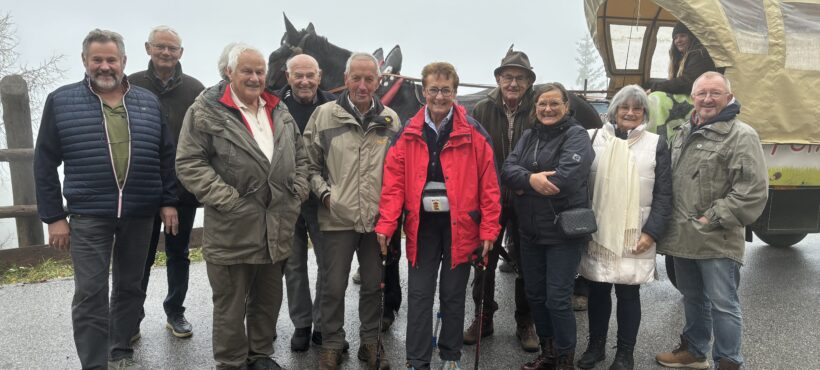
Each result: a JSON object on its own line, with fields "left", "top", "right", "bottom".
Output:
{"left": 129, "top": 25, "right": 204, "bottom": 339}
{"left": 275, "top": 54, "right": 336, "bottom": 351}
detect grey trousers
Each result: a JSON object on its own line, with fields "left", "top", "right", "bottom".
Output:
{"left": 68, "top": 215, "right": 154, "bottom": 369}
{"left": 407, "top": 215, "right": 471, "bottom": 369}
{"left": 320, "top": 230, "right": 383, "bottom": 349}
{"left": 206, "top": 261, "right": 285, "bottom": 369}
{"left": 284, "top": 198, "right": 324, "bottom": 329}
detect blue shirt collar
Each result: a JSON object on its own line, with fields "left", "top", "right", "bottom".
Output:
{"left": 424, "top": 106, "right": 454, "bottom": 136}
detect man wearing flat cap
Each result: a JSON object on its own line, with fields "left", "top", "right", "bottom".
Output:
{"left": 466, "top": 47, "right": 539, "bottom": 353}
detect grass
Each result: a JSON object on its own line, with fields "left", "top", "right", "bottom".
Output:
{"left": 0, "top": 248, "right": 204, "bottom": 286}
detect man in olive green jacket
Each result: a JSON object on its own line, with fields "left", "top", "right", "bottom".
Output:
{"left": 304, "top": 52, "right": 400, "bottom": 370}
{"left": 656, "top": 72, "right": 768, "bottom": 370}
{"left": 176, "top": 44, "right": 309, "bottom": 370}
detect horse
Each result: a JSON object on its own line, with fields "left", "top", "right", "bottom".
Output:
{"left": 267, "top": 15, "right": 603, "bottom": 128}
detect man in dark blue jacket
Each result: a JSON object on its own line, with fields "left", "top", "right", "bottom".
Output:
{"left": 33, "top": 29, "right": 178, "bottom": 370}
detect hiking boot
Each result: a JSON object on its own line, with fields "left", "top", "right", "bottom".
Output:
{"left": 608, "top": 343, "right": 634, "bottom": 370}
{"left": 577, "top": 336, "right": 606, "bottom": 369}
{"left": 717, "top": 358, "right": 740, "bottom": 370}
{"left": 357, "top": 342, "right": 390, "bottom": 369}
{"left": 655, "top": 335, "right": 709, "bottom": 369}
{"left": 572, "top": 295, "right": 588, "bottom": 311}
{"left": 311, "top": 331, "right": 349, "bottom": 352}
{"left": 463, "top": 311, "right": 493, "bottom": 345}
{"left": 249, "top": 357, "right": 283, "bottom": 370}
{"left": 516, "top": 322, "right": 540, "bottom": 352}
{"left": 166, "top": 314, "right": 193, "bottom": 338}
{"left": 318, "top": 348, "right": 343, "bottom": 370}
{"left": 556, "top": 352, "right": 575, "bottom": 370}
{"left": 291, "top": 326, "right": 311, "bottom": 352}
{"left": 108, "top": 357, "right": 143, "bottom": 370}
{"left": 522, "top": 337, "right": 556, "bottom": 370}
{"left": 441, "top": 360, "right": 462, "bottom": 369}
{"left": 352, "top": 267, "right": 362, "bottom": 284}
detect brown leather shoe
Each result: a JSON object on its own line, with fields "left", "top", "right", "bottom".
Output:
{"left": 522, "top": 337, "right": 555, "bottom": 370}
{"left": 516, "top": 322, "right": 540, "bottom": 352}
{"left": 717, "top": 358, "right": 740, "bottom": 370}
{"left": 556, "top": 351, "right": 575, "bottom": 370}
{"left": 655, "top": 335, "right": 709, "bottom": 369}
{"left": 463, "top": 312, "right": 494, "bottom": 345}
{"left": 318, "top": 348, "right": 342, "bottom": 370}
{"left": 357, "top": 342, "right": 390, "bottom": 370}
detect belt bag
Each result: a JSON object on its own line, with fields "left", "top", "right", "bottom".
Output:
{"left": 422, "top": 181, "right": 450, "bottom": 212}
{"left": 555, "top": 207, "right": 597, "bottom": 237}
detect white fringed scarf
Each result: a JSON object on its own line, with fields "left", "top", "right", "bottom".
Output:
{"left": 589, "top": 128, "right": 642, "bottom": 261}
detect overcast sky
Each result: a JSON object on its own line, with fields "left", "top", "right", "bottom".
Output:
{"left": 6, "top": 0, "right": 590, "bottom": 90}
{"left": 1, "top": 1, "right": 595, "bottom": 247}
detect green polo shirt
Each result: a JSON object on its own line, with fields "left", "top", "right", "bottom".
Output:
{"left": 103, "top": 103, "right": 130, "bottom": 187}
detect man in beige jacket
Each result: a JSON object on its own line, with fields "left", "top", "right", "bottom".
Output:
{"left": 176, "top": 43, "right": 309, "bottom": 370}
{"left": 303, "top": 52, "right": 400, "bottom": 370}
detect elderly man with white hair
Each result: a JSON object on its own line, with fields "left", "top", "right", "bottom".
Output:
{"left": 176, "top": 43, "right": 310, "bottom": 370}
{"left": 303, "top": 52, "right": 400, "bottom": 370}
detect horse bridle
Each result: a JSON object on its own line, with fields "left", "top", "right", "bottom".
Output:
{"left": 270, "top": 32, "right": 312, "bottom": 89}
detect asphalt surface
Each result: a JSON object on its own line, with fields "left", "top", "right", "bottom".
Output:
{"left": 1, "top": 234, "right": 819, "bottom": 370}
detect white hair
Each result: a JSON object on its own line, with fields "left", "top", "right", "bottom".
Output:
{"left": 344, "top": 52, "right": 380, "bottom": 76}
{"left": 147, "top": 25, "right": 182, "bottom": 45}
{"left": 286, "top": 54, "right": 321, "bottom": 73}
{"left": 218, "top": 42, "right": 238, "bottom": 80}
{"left": 692, "top": 71, "right": 732, "bottom": 94}
{"left": 226, "top": 43, "right": 265, "bottom": 73}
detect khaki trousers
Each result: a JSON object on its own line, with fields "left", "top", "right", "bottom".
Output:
{"left": 320, "top": 230, "right": 383, "bottom": 349}
{"left": 206, "top": 261, "right": 284, "bottom": 369}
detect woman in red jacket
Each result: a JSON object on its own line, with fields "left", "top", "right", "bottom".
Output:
{"left": 375, "top": 62, "right": 501, "bottom": 370}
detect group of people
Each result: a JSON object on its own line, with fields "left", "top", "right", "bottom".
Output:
{"left": 33, "top": 23, "right": 768, "bottom": 370}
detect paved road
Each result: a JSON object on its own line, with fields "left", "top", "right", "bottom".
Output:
{"left": 1, "top": 234, "right": 819, "bottom": 369}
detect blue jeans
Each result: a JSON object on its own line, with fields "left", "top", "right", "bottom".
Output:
{"left": 674, "top": 257, "right": 743, "bottom": 365}
{"left": 519, "top": 238, "right": 585, "bottom": 355}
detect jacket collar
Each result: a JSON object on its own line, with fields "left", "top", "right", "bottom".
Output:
{"left": 84, "top": 74, "right": 132, "bottom": 99}
{"left": 144, "top": 61, "right": 183, "bottom": 93}
{"left": 688, "top": 101, "right": 741, "bottom": 137}
{"left": 219, "top": 82, "right": 281, "bottom": 119}
{"left": 276, "top": 84, "right": 335, "bottom": 105}
{"left": 486, "top": 86, "right": 534, "bottom": 113}
{"left": 406, "top": 104, "right": 471, "bottom": 138}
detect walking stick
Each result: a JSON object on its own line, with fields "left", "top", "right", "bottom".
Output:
{"left": 375, "top": 255, "right": 387, "bottom": 369}
{"left": 471, "top": 246, "right": 488, "bottom": 370}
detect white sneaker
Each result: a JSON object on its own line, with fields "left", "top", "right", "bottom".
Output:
{"left": 441, "top": 360, "right": 462, "bottom": 369}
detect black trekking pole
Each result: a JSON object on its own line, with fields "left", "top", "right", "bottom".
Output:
{"left": 375, "top": 255, "right": 387, "bottom": 369}
{"left": 471, "top": 246, "right": 488, "bottom": 370}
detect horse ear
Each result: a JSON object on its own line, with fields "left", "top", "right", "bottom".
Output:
{"left": 306, "top": 22, "right": 316, "bottom": 34}
{"left": 373, "top": 48, "right": 385, "bottom": 64}
{"left": 383, "top": 45, "right": 402, "bottom": 74}
{"left": 283, "top": 13, "right": 299, "bottom": 44}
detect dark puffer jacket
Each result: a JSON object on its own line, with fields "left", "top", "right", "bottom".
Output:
{"left": 34, "top": 77, "right": 178, "bottom": 223}
{"left": 501, "top": 116, "right": 594, "bottom": 244}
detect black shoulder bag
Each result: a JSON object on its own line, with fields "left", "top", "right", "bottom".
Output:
{"left": 547, "top": 128, "right": 599, "bottom": 237}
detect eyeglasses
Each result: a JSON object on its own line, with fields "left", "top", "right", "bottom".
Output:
{"left": 426, "top": 87, "right": 454, "bottom": 97}
{"left": 536, "top": 100, "right": 566, "bottom": 110}
{"left": 500, "top": 74, "right": 529, "bottom": 84}
{"left": 693, "top": 91, "right": 727, "bottom": 100}
{"left": 150, "top": 43, "right": 181, "bottom": 53}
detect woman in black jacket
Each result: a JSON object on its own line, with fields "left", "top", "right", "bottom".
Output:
{"left": 502, "top": 82, "right": 594, "bottom": 370}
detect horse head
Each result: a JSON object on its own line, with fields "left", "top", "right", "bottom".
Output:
{"left": 266, "top": 14, "right": 351, "bottom": 92}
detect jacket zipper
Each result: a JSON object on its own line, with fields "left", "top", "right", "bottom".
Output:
{"left": 90, "top": 79, "right": 131, "bottom": 219}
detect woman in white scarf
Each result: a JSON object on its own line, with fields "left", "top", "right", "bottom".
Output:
{"left": 577, "top": 85, "right": 673, "bottom": 370}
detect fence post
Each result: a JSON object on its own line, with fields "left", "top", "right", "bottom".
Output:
{"left": 1, "top": 75, "right": 44, "bottom": 247}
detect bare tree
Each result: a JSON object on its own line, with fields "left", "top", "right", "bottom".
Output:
{"left": 575, "top": 34, "right": 607, "bottom": 92}
{"left": 0, "top": 13, "right": 65, "bottom": 185}
{"left": 0, "top": 12, "right": 65, "bottom": 149}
